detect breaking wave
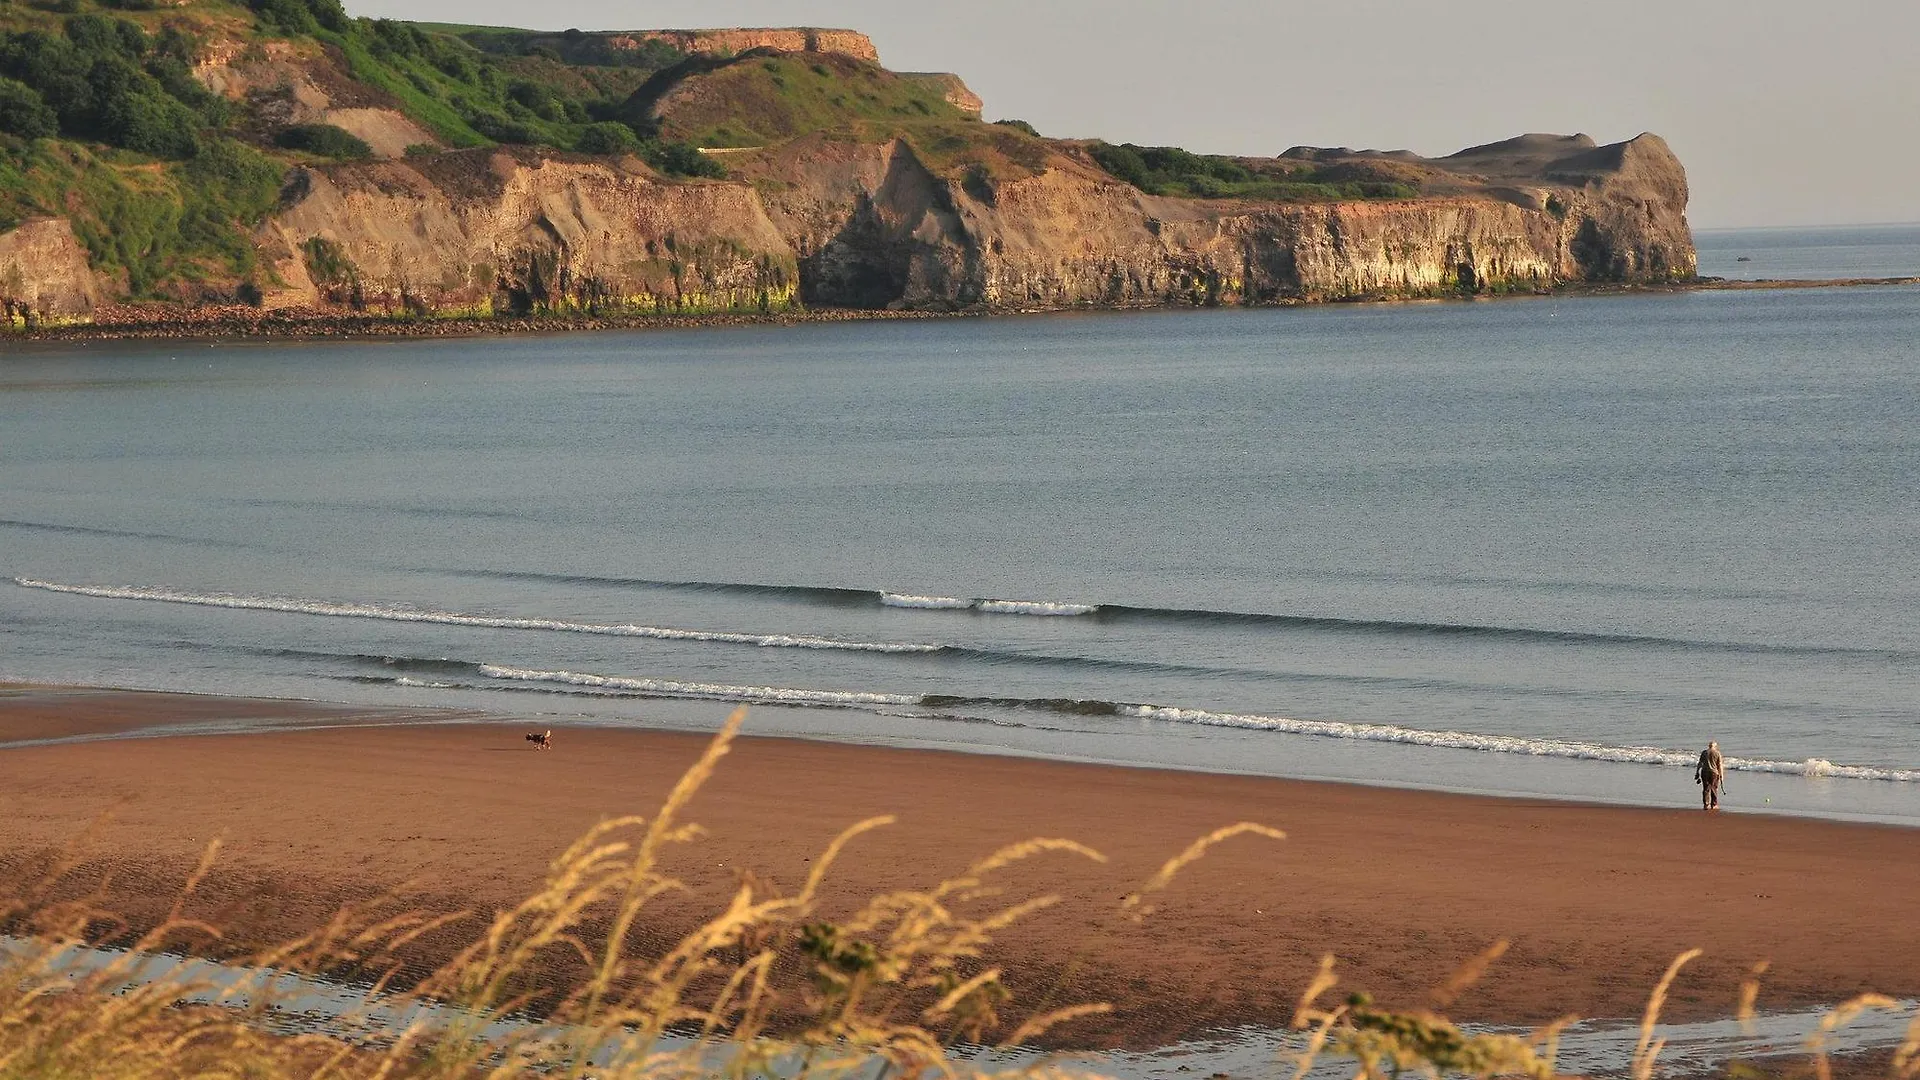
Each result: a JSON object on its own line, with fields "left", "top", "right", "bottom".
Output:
{"left": 1115, "top": 705, "right": 1920, "bottom": 781}
{"left": 13, "top": 579, "right": 935, "bottom": 655}
{"left": 879, "top": 593, "right": 1096, "bottom": 616}
{"left": 879, "top": 593, "right": 974, "bottom": 610}
{"left": 361, "top": 653, "right": 1920, "bottom": 784}
{"left": 975, "top": 599, "right": 1099, "bottom": 616}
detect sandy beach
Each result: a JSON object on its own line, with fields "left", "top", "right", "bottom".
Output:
{"left": 3, "top": 686, "right": 1919, "bottom": 1049}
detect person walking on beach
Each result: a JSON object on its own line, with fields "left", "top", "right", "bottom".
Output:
{"left": 1695, "top": 741, "right": 1725, "bottom": 811}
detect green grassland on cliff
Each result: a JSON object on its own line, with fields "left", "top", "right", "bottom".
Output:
{"left": 632, "top": 51, "right": 971, "bottom": 148}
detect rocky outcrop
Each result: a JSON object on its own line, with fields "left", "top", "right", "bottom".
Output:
{"left": 616, "top": 28, "right": 879, "bottom": 63}
{"left": 257, "top": 149, "right": 798, "bottom": 315}
{"left": 901, "top": 73, "right": 984, "bottom": 117}
{"left": 0, "top": 218, "right": 100, "bottom": 327}
{"left": 737, "top": 132, "right": 1694, "bottom": 309}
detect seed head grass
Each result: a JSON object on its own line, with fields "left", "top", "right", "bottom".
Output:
{"left": 0, "top": 710, "right": 1914, "bottom": 1080}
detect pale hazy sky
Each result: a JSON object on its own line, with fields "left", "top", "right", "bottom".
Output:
{"left": 354, "top": 0, "right": 1920, "bottom": 228}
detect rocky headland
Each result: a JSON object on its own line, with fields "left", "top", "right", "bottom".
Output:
{"left": 0, "top": 0, "right": 1700, "bottom": 336}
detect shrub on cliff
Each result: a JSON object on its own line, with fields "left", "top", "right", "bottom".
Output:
{"left": 248, "top": 0, "right": 349, "bottom": 36}
{"left": 102, "top": 90, "right": 203, "bottom": 159}
{"left": 0, "top": 76, "right": 56, "bottom": 138}
{"left": 574, "top": 121, "right": 638, "bottom": 155}
{"left": 466, "top": 112, "right": 540, "bottom": 145}
{"left": 275, "top": 123, "right": 374, "bottom": 161}
{"left": 1089, "top": 140, "right": 1419, "bottom": 203}
{"left": 645, "top": 139, "right": 725, "bottom": 179}
{"left": 0, "top": 14, "right": 229, "bottom": 159}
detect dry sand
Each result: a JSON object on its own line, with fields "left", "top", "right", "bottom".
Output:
{"left": 3, "top": 686, "right": 1918, "bottom": 1049}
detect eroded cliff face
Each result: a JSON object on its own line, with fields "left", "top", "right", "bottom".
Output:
{"left": 1, "top": 131, "right": 1694, "bottom": 325}
{"left": 257, "top": 149, "right": 798, "bottom": 315}
{"left": 619, "top": 28, "right": 879, "bottom": 63}
{"left": 0, "top": 218, "right": 100, "bottom": 327}
{"left": 735, "top": 131, "right": 1695, "bottom": 310}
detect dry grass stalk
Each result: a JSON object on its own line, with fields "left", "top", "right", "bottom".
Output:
{"left": 1428, "top": 939, "right": 1510, "bottom": 1011}
{"left": 4, "top": 712, "right": 1915, "bottom": 1080}
{"left": 1631, "top": 948, "right": 1702, "bottom": 1080}
{"left": 1894, "top": 1006, "right": 1920, "bottom": 1080}
{"left": 1118, "top": 822, "right": 1283, "bottom": 921}
{"left": 1808, "top": 995, "right": 1905, "bottom": 1080}
{"left": 1739, "top": 960, "right": 1773, "bottom": 1036}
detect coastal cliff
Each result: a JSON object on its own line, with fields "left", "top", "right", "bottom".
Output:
{"left": 255, "top": 150, "right": 796, "bottom": 315}
{"left": 217, "top": 129, "right": 1689, "bottom": 319}
{"left": 0, "top": 1, "right": 1695, "bottom": 330}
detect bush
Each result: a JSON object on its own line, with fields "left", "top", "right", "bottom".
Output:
{"left": 505, "top": 78, "right": 565, "bottom": 122}
{"left": 248, "top": 0, "right": 349, "bottom": 35}
{"left": 63, "top": 13, "right": 148, "bottom": 59}
{"left": 645, "top": 140, "right": 724, "bottom": 179}
{"left": 467, "top": 112, "right": 539, "bottom": 144}
{"left": 275, "top": 122, "right": 374, "bottom": 161}
{"left": 0, "top": 76, "right": 57, "bottom": 138}
{"left": 102, "top": 90, "right": 202, "bottom": 158}
{"left": 1088, "top": 142, "right": 1150, "bottom": 188}
{"left": 993, "top": 118, "right": 1040, "bottom": 138}
{"left": 573, "top": 120, "right": 637, "bottom": 155}
{"left": 1087, "top": 140, "right": 1415, "bottom": 203}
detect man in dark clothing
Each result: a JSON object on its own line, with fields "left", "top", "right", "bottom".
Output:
{"left": 1695, "top": 741, "right": 1725, "bottom": 811}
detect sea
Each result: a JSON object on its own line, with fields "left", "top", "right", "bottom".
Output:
{"left": 3, "top": 226, "right": 1917, "bottom": 824}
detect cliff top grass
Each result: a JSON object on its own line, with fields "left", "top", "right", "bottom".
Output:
{"left": 639, "top": 51, "right": 970, "bottom": 149}
{"left": 1085, "top": 141, "right": 1422, "bottom": 203}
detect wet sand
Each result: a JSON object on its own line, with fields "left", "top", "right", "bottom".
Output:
{"left": 3, "top": 686, "right": 1918, "bottom": 1049}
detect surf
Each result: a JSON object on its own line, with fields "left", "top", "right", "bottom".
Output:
{"left": 13, "top": 579, "right": 937, "bottom": 655}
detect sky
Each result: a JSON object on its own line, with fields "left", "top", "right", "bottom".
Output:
{"left": 351, "top": 0, "right": 1920, "bottom": 229}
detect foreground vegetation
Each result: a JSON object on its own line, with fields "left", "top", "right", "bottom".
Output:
{"left": 3, "top": 708, "right": 1915, "bottom": 1080}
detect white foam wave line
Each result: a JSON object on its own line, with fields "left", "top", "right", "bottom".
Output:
{"left": 879, "top": 593, "right": 972, "bottom": 610}
{"left": 976, "top": 599, "right": 1098, "bottom": 616}
{"left": 15, "top": 579, "right": 936, "bottom": 655}
{"left": 1121, "top": 705, "right": 1920, "bottom": 782}
{"left": 477, "top": 665, "right": 918, "bottom": 708}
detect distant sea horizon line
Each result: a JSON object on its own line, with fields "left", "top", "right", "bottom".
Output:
{"left": 1693, "top": 220, "right": 1920, "bottom": 233}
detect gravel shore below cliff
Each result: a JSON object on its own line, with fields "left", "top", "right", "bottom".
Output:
{"left": 6, "top": 276, "right": 1914, "bottom": 344}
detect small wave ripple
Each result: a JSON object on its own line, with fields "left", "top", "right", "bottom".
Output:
{"left": 13, "top": 579, "right": 935, "bottom": 655}
{"left": 454, "top": 571, "right": 1905, "bottom": 658}
{"left": 476, "top": 665, "right": 918, "bottom": 708}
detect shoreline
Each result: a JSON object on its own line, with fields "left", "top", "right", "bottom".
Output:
{"left": 4, "top": 685, "right": 1919, "bottom": 1050}
{"left": 7, "top": 676, "right": 1912, "bottom": 826}
{"left": 4, "top": 275, "right": 1915, "bottom": 344}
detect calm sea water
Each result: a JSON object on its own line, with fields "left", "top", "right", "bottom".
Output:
{"left": 1697, "top": 223, "right": 1920, "bottom": 281}
{"left": 3, "top": 235, "right": 1917, "bottom": 822}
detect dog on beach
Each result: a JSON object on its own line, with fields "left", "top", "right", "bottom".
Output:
{"left": 525, "top": 729, "right": 553, "bottom": 750}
